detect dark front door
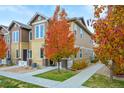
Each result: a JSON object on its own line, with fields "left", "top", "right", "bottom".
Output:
{"left": 23, "top": 49, "right": 27, "bottom": 61}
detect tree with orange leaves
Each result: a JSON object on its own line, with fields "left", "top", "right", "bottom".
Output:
{"left": 45, "top": 6, "right": 79, "bottom": 72}
{"left": 0, "top": 36, "right": 8, "bottom": 59}
{"left": 92, "top": 5, "right": 124, "bottom": 80}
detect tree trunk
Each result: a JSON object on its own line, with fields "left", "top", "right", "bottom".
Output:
{"left": 58, "top": 61, "right": 61, "bottom": 73}
{"left": 110, "top": 61, "right": 115, "bottom": 81}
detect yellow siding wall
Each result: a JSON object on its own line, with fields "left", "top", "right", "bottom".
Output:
{"left": 11, "top": 43, "right": 19, "bottom": 63}
{"left": 11, "top": 42, "right": 29, "bottom": 63}
{"left": 31, "top": 39, "right": 45, "bottom": 66}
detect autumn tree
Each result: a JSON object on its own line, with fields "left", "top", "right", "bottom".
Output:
{"left": 45, "top": 6, "right": 79, "bottom": 72}
{"left": 0, "top": 36, "right": 8, "bottom": 59}
{"left": 92, "top": 5, "right": 124, "bottom": 80}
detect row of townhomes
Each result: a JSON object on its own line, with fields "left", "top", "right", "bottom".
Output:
{"left": 0, "top": 13, "right": 94, "bottom": 68}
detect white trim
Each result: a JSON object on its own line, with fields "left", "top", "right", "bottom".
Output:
{"left": 29, "top": 31, "right": 32, "bottom": 41}
{"left": 28, "top": 13, "right": 48, "bottom": 25}
{"left": 12, "top": 31, "right": 19, "bottom": 43}
{"left": 32, "top": 20, "right": 47, "bottom": 25}
{"left": 35, "top": 24, "right": 45, "bottom": 39}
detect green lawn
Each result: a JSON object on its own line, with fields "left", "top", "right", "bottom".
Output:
{"left": 83, "top": 74, "right": 124, "bottom": 88}
{"left": 0, "top": 75, "right": 43, "bottom": 88}
{"left": 35, "top": 69, "right": 78, "bottom": 82}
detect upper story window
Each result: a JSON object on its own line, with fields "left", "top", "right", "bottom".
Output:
{"left": 80, "top": 28, "right": 83, "bottom": 38}
{"left": 35, "top": 24, "right": 45, "bottom": 39}
{"left": 29, "top": 31, "right": 32, "bottom": 40}
{"left": 12, "top": 31, "right": 19, "bottom": 43}
{"left": 38, "top": 16, "right": 42, "bottom": 21}
{"left": 73, "top": 24, "right": 77, "bottom": 35}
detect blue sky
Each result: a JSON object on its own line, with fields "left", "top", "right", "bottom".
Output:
{"left": 0, "top": 5, "right": 94, "bottom": 32}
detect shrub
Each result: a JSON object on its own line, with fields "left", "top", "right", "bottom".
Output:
{"left": 71, "top": 59, "right": 87, "bottom": 71}
{"left": 113, "top": 65, "right": 124, "bottom": 75}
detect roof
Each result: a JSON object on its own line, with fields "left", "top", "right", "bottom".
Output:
{"left": 0, "top": 25, "right": 9, "bottom": 34}
{"left": 69, "top": 17, "right": 92, "bottom": 36}
{"left": 8, "top": 20, "right": 31, "bottom": 31}
{"left": 28, "top": 12, "right": 48, "bottom": 25}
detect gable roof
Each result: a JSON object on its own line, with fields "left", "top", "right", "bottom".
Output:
{"left": 28, "top": 13, "right": 48, "bottom": 25}
{"left": 8, "top": 20, "right": 31, "bottom": 31}
{"left": 69, "top": 17, "right": 92, "bottom": 36}
{"left": 0, "top": 25, "right": 9, "bottom": 34}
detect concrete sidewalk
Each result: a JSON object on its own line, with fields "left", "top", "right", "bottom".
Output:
{"left": 55, "top": 63, "right": 104, "bottom": 88}
{"left": 0, "top": 63, "right": 104, "bottom": 88}
{"left": 0, "top": 66, "right": 61, "bottom": 88}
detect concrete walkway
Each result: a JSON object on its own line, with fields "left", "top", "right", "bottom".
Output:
{"left": 0, "top": 66, "right": 61, "bottom": 88}
{"left": 0, "top": 63, "right": 104, "bottom": 88}
{"left": 55, "top": 63, "right": 104, "bottom": 88}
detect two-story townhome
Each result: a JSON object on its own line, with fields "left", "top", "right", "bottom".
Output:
{"left": 0, "top": 25, "right": 10, "bottom": 64}
{"left": 8, "top": 21, "right": 31, "bottom": 65}
{"left": 26, "top": 13, "right": 94, "bottom": 67}
{"left": 27, "top": 13, "right": 48, "bottom": 66}
{"left": 69, "top": 18, "right": 94, "bottom": 61}
{"left": 3, "top": 13, "right": 93, "bottom": 67}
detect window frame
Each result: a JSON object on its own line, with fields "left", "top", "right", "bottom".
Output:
{"left": 28, "top": 50, "right": 32, "bottom": 59}
{"left": 80, "top": 48, "right": 83, "bottom": 58}
{"left": 73, "top": 24, "right": 77, "bottom": 36}
{"left": 35, "top": 24, "right": 45, "bottom": 39}
{"left": 40, "top": 48, "right": 44, "bottom": 58}
{"left": 29, "top": 31, "right": 32, "bottom": 41}
{"left": 80, "top": 28, "right": 83, "bottom": 38}
{"left": 12, "top": 31, "right": 19, "bottom": 43}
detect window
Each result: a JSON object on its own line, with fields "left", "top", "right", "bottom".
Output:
{"left": 35, "top": 24, "right": 45, "bottom": 39}
{"left": 29, "top": 31, "right": 32, "bottom": 40}
{"left": 40, "top": 48, "right": 44, "bottom": 58}
{"left": 12, "top": 31, "right": 19, "bottom": 43}
{"left": 38, "top": 16, "right": 42, "bottom": 20}
{"left": 73, "top": 24, "right": 77, "bottom": 35}
{"left": 80, "top": 49, "right": 83, "bottom": 58}
{"left": 16, "top": 50, "right": 19, "bottom": 58}
{"left": 80, "top": 28, "right": 83, "bottom": 38}
{"left": 28, "top": 50, "right": 32, "bottom": 58}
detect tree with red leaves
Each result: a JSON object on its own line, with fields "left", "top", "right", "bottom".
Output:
{"left": 45, "top": 6, "right": 79, "bottom": 72}
{"left": 92, "top": 5, "right": 124, "bottom": 80}
{"left": 0, "top": 36, "right": 8, "bottom": 59}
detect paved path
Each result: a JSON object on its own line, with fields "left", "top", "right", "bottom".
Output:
{"left": 55, "top": 63, "right": 104, "bottom": 88}
{"left": 0, "top": 66, "right": 61, "bottom": 88}
{"left": 0, "top": 63, "right": 104, "bottom": 88}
